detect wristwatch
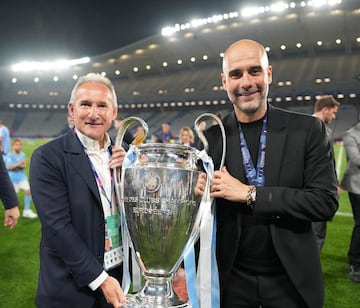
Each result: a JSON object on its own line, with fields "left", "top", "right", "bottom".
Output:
{"left": 246, "top": 185, "right": 256, "bottom": 211}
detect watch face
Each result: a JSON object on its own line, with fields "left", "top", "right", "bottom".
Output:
{"left": 251, "top": 191, "right": 256, "bottom": 201}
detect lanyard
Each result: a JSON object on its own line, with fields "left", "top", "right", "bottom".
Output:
{"left": 238, "top": 115, "right": 267, "bottom": 187}
{"left": 74, "top": 128, "right": 114, "bottom": 210}
{"left": 89, "top": 158, "right": 114, "bottom": 210}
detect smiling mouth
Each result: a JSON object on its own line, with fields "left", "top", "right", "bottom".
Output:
{"left": 236, "top": 93, "right": 256, "bottom": 100}
{"left": 86, "top": 122, "right": 102, "bottom": 126}
{"left": 238, "top": 90, "right": 259, "bottom": 96}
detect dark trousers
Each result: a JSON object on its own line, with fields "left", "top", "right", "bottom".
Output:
{"left": 93, "top": 290, "right": 113, "bottom": 308}
{"left": 348, "top": 192, "right": 360, "bottom": 266}
{"left": 221, "top": 267, "right": 307, "bottom": 308}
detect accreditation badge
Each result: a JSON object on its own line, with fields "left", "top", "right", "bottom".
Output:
{"left": 104, "top": 214, "right": 123, "bottom": 270}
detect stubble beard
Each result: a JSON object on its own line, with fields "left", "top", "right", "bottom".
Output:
{"left": 233, "top": 97, "right": 263, "bottom": 116}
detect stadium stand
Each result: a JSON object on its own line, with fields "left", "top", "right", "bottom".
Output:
{"left": 0, "top": 0, "right": 359, "bottom": 140}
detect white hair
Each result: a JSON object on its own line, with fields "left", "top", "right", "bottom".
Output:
{"left": 69, "top": 73, "right": 117, "bottom": 107}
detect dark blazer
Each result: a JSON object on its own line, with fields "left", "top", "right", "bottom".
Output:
{"left": 30, "top": 130, "right": 121, "bottom": 308}
{"left": 205, "top": 105, "right": 338, "bottom": 308}
{"left": 0, "top": 156, "right": 18, "bottom": 209}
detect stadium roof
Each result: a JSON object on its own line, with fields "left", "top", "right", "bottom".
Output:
{"left": 1, "top": 0, "right": 359, "bottom": 112}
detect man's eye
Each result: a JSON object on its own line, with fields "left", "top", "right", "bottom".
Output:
{"left": 250, "top": 68, "right": 262, "bottom": 75}
{"left": 230, "top": 72, "right": 242, "bottom": 78}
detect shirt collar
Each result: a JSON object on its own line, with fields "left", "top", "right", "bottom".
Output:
{"left": 76, "top": 129, "right": 111, "bottom": 152}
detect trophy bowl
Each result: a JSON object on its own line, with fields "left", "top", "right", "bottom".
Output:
{"left": 119, "top": 141, "right": 204, "bottom": 307}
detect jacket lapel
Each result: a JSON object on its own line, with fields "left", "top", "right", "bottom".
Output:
{"left": 265, "top": 106, "right": 287, "bottom": 186}
{"left": 225, "top": 106, "right": 288, "bottom": 186}
{"left": 63, "top": 131, "right": 102, "bottom": 204}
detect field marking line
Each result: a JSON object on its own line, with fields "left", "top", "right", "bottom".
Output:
{"left": 336, "top": 211, "right": 353, "bottom": 217}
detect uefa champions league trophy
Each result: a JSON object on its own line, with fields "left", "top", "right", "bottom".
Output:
{"left": 114, "top": 115, "right": 225, "bottom": 308}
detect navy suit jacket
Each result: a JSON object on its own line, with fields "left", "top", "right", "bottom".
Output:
{"left": 30, "top": 130, "right": 121, "bottom": 307}
{"left": 205, "top": 104, "right": 338, "bottom": 308}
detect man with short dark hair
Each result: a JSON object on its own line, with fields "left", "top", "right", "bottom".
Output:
{"left": 312, "top": 95, "right": 341, "bottom": 251}
{"left": 155, "top": 122, "right": 176, "bottom": 143}
{"left": 313, "top": 95, "right": 340, "bottom": 125}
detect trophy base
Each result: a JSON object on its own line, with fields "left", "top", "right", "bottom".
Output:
{"left": 121, "top": 293, "right": 191, "bottom": 308}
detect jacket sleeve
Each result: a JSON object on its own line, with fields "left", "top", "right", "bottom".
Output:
{"left": 342, "top": 128, "right": 360, "bottom": 168}
{"left": 256, "top": 117, "right": 339, "bottom": 222}
{"left": 0, "top": 156, "right": 19, "bottom": 209}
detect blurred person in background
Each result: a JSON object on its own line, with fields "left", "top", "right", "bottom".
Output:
{"left": 155, "top": 122, "right": 176, "bottom": 143}
{"left": 341, "top": 121, "right": 360, "bottom": 283}
{"left": 212, "top": 111, "right": 223, "bottom": 125}
{"left": 312, "top": 95, "right": 341, "bottom": 251}
{"left": 0, "top": 120, "right": 11, "bottom": 155}
{"left": 194, "top": 120, "right": 206, "bottom": 149}
{"left": 59, "top": 114, "right": 75, "bottom": 135}
{"left": 30, "top": 73, "right": 127, "bottom": 307}
{"left": 1, "top": 156, "right": 20, "bottom": 229}
{"left": 178, "top": 126, "right": 195, "bottom": 147}
{"left": 5, "top": 138, "right": 37, "bottom": 219}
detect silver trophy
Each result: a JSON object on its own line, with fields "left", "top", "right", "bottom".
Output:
{"left": 115, "top": 115, "right": 225, "bottom": 308}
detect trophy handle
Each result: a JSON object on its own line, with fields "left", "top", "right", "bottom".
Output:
{"left": 177, "top": 112, "right": 226, "bottom": 268}
{"left": 114, "top": 117, "right": 149, "bottom": 296}
{"left": 194, "top": 113, "right": 226, "bottom": 170}
{"left": 114, "top": 116, "right": 149, "bottom": 148}
{"left": 114, "top": 116, "right": 149, "bottom": 198}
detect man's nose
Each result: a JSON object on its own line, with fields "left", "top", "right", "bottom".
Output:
{"left": 240, "top": 72, "right": 252, "bottom": 88}
{"left": 88, "top": 105, "right": 100, "bottom": 118}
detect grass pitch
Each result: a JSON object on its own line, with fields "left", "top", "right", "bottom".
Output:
{"left": 0, "top": 139, "right": 358, "bottom": 307}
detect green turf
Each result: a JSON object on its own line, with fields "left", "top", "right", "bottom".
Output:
{"left": 0, "top": 139, "right": 46, "bottom": 307}
{"left": 0, "top": 140, "right": 358, "bottom": 307}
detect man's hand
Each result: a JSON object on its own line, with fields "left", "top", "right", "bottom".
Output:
{"left": 195, "top": 172, "right": 207, "bottom": 196}
{"left": 210, "top": 166, "right": 249, "bottom": 202}
{"left": 172, "top": 268, "right": 188, "bottom": 302}
{"left": 4, "top": 206, "right": 20, "bottom": 229}
{"left": 100, "top": 276, "right": 126, "bottom": 307}
{"left": 109, "top": 146, "right": 126, "bottom": 169}
{"left": 337, "top": 186, "right": 342, "bottom": 196}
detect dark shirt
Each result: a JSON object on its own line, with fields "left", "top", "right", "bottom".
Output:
{"left": 156, "top": 131, "right": 175, "bottom": 143}
{"left": 234, "top": 118, "right": 282, "bottom": 274}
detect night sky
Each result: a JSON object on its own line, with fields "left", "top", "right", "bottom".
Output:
{"left": 0, "top": 0, "right": 246, "bottom": 67}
